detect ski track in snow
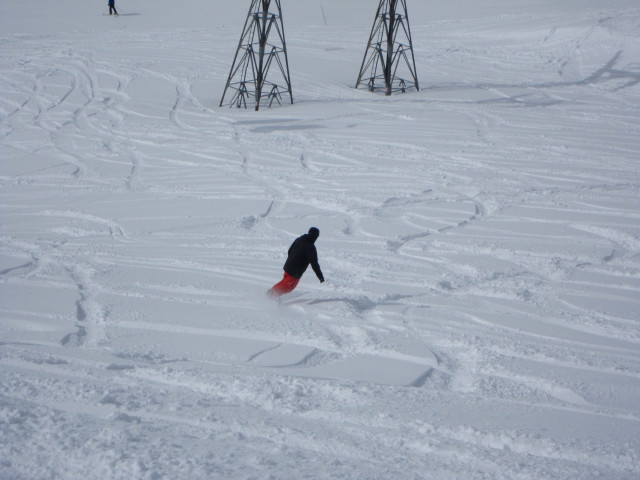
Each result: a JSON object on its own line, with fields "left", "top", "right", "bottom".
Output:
{"left": 1, "top": 1, "right": 640, "bottom": 479}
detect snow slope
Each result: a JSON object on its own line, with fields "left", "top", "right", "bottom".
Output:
{"left": 1, "top": 0, "right": 640, "bottom": 479}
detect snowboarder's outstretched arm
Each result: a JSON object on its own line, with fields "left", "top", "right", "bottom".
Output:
{"left": 309, "top": 248, "right": 324, "bottom": 283}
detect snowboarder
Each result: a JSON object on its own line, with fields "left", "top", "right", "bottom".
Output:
{"left": 108, "top": 0, "right": 118, "bottom": 16}
{"left": 268, "top": 227, "right": 324, "bottom": 298}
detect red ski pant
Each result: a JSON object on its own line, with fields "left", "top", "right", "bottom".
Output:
{"left": 269, "top": 272, "right": 300, "bottom": 297}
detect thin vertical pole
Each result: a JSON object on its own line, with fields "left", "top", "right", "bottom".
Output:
{"left": 385, "top": 0, "right": 397, "bottom": 95}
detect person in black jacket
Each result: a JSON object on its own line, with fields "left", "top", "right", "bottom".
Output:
{"left": 268, "top": 227, "right": 324, "bottom": 297}
{"left": 108, "top": 0, "right": 118, "bottom": 16}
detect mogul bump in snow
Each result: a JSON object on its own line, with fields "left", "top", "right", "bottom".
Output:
{"left": 268, "top": 227, "right": 324, "bottom": 297}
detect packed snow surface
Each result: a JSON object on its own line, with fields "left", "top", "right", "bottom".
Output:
{"left": 1, "top": 0, "right": 640, "bottom": 479}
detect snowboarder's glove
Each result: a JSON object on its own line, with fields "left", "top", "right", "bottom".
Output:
{"left": 319, "top": 275, "right": 325, "bottom": 283}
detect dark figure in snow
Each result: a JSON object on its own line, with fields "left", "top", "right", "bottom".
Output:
{"left": 108, "top": 0, "right": 118, "bottom": 16}
{"left": 268, "top": 227, "right": 324, "bottom": 297}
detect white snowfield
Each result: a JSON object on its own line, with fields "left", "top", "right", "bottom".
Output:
{"left": 1, "top": 0, "right": 639, "bottom": 478}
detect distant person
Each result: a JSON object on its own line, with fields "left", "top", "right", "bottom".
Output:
{"left": 108, "top": 0, "right": 118, "bottom": 16}
{"left": 268, "top": 227, "right": 324, "bottom": 297}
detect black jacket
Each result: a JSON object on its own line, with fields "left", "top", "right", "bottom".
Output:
{"left": 284, "top": 234, "right": 324, "bottom": 281}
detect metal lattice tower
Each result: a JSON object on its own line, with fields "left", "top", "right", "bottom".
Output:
{"left": 220, "top": 0, "right": 293, "bottom": 111}
{"left": 356, "top": 0, "right": 419, "bottom": 95}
